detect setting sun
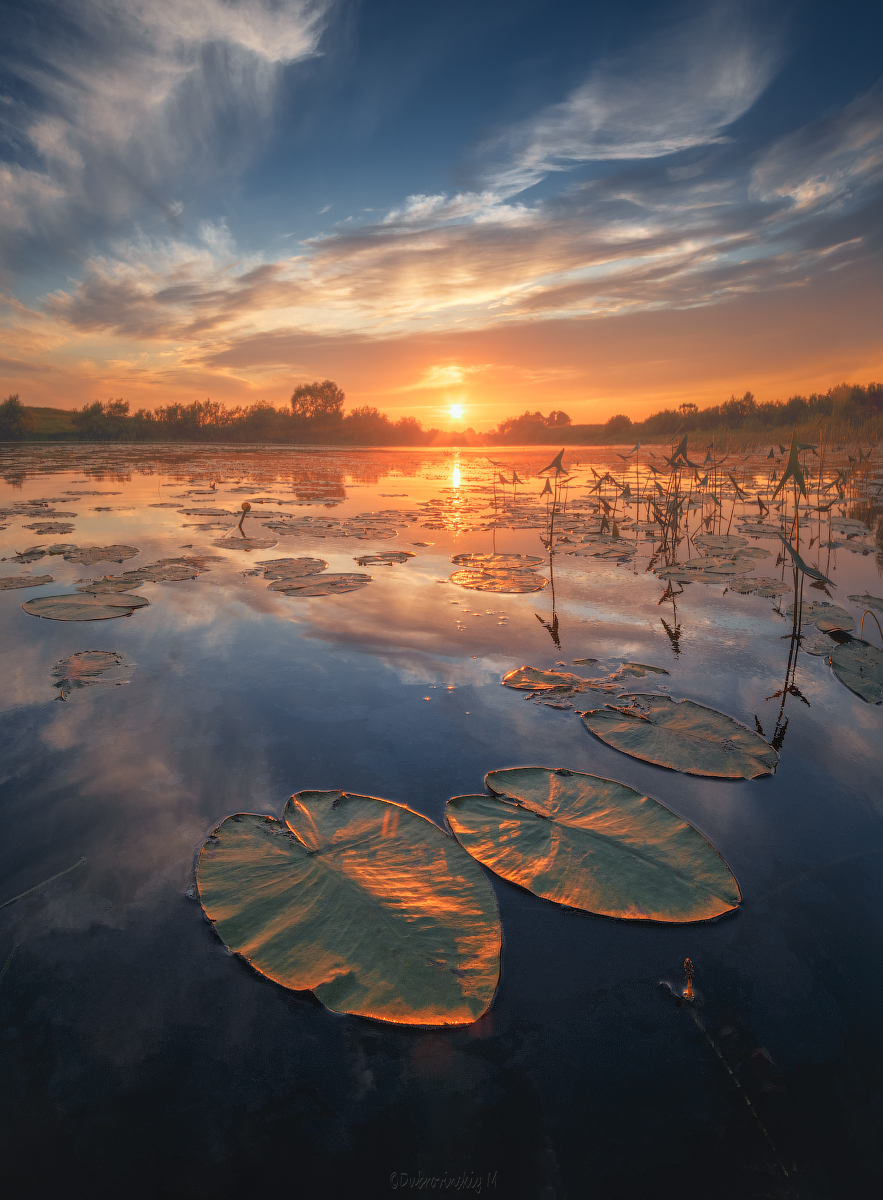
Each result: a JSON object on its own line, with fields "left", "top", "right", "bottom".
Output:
{"left": 450, "top": 405, "right": 464, "bottom": 420}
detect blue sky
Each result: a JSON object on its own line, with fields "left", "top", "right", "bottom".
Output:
{"left": 1, "top": 0, "right": 882, "bottom": 425}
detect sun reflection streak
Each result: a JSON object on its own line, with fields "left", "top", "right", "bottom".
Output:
{"left": 452, "top": 465, "right": 461, "bottom": 488}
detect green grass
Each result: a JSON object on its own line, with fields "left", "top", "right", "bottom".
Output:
{"left": 24, "top": 407, "right": 77, "bottom": 436}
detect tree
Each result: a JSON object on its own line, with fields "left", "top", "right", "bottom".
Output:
{"left": 678, "top": 402, "right": 698, "bottom": 416}
{"left": 291, "top": 380, "right": 345, "bottom": 422}
{"left": 720, "top": 391, "right": 756, "bottom": 425}
{"left": 604, "top": 414, "right": 632, "bottom": 437}
{"left": 0, "top": 394, "right": 34, "bottom": 440}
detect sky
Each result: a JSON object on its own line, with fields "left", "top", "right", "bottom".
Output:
{"left": 1, "top": 0, "right": 882, "bottom": 430}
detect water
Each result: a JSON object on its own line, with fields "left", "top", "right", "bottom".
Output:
{"left": 1, "top": 442, "right": 881, "bottom": 1199}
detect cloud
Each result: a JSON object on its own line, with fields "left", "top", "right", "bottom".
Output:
{"left": 0, "top": 0, "right": 330, "bottom": 264}
{"left": 479, "top": 1, "right": 783, "bottom": 195}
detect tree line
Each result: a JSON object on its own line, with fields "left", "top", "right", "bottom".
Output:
{"left": 2, "top": 380, "right": 881, "bottom": 444}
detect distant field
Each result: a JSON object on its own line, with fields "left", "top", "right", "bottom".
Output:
{"left": 24, "top": 406, "right": 77, "bottom": 436}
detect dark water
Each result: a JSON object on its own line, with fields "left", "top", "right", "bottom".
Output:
{"left": 1, "top": 443, "right": 881, "bottom": 1199}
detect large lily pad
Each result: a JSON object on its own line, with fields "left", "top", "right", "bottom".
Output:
{"left": 196, "top": 791, "right": 501, "bottom": 1025}
{"left": 270, "top": 572, "right": 372, "bottom": 596}
{"left": 213, "top": 535, "right": 278, "bottom": 551}
{"left": 830, "top": 641, "right": 883, "bottom": 704}
{"left": 22, "top": 592, "right": 150, "bottom": 621}
{"left": 785, "top": 600, "right": 855, "bottom": 632}
{"left": 451, "top": 553, "right": 544, "bottom": 569}
{"left": 0, "top": 575, "right": 54, "bottom": 590}
{"left": 447, "top": 767, "right": 740, "bottom": 922}
{"left": 849, "top": 593, "right": 883, "bottom": 614}
{"left": 580, "top": 694, "right": 778, "bottom": 778}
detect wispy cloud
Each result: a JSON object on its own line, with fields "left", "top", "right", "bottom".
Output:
{"left": 478, "top": 1, "right": 783, "bottom": 195}
{"left": 0, "top": 0, "right": 329, "bottom": 264}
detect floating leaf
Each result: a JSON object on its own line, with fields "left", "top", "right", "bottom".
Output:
{"left": 502, "top": 662, "right": 668, "bottom": 697}
{"left": 196, "top": 791, "right": 501, "bottom": 1025}
{"left": 76, "top": 556, "right": 219, "bottom": 592}
{"left": 270, "top": 572, "right": 372, "bottom": 596}
{"left": 728, "top": 576, "right": 791, "bottom": 597}
{"left": 354, "top": 551, "right": 417, "bottom": 566}
{"left": 829, "top": 641, "right": 883, "bottom": 704}
{"left": 22, "top": 592, "right": 150, "bottom": 622}
{"left": 784, "top": 600, "right": 854, "bottom": 631}
{"left": 447, "top": 768, "right": 740, "bottom": 923}
{"left": 451, "top": 553, "right": 544, "bottom": 569}
{"left": 580, "top": 694, "right": 778, "bottom": 778}
{"left": 802, "top": 632, "right": 835, "bottom": 656}
{"left": 51, "top": 650, "right": 133, "bottom": 699}
{"left": 63, "top": 545, "right": 140, "bottom": 565}
{"left": 213, "top": 535, "right": 278, "bottom": 551}
{"left": 450, "top": 567, "right": 547, "bottom": 593}
{"left": 849, "top": 593, "right": 883, "bottom": 614}
{"left": 736, "top": 522, "right": 783, "bottom": 535}
{"left": 12, "top": 543, "right": 78, "bottom": 563}
{"left": 22, "top": 521, "right": 75, "bottom": 534}
{"left": 257, "top": 557, "right": 328, "bottom": 581}
{"left": 0, "top": 574, "right": 54, "bottom": 590}
{"left": 693, "top": 533, "right": 748, "bottom": 554}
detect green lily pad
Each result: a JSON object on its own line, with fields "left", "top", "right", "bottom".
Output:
{"left": 22, "top": 592, "right": 150, "bottom": 621}
{"left": 196, "top": 791, "right": 501, "bottom": 1025}
{"left": 447, "top": 767, "right": 740, "bottom": 923}
{"left": 580, "top": 694, "right": 778, "bottom": 778}
{"left": 830, "top": 641, "right": 883, "bottom": 704}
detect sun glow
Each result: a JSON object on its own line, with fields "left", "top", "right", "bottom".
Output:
{"left": 449, "top": 405, "right": 464, "bottom": 420}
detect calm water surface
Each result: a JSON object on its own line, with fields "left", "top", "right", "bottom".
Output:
{"left": 1, "top": 443, "right": 881, "bottom": 1199}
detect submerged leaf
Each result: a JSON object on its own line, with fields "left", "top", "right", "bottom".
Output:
{"left": 196, "top": 791, "right": 501, "bottom": 1025}
{"left": 22, "top": 592, "right": 150, "bottom": 622}
{"left": 447, "top": 767, "right": 740, "bottom": 922}
{"left": 580, "top": 694, "right": 778, "bottom": 778}
{"left": 51, "top": 650, "right": 133, "bottom": 699}
{"left": 830, "top": 641, "right": 883, "bottom": 704}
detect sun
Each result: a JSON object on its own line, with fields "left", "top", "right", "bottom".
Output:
{"left": 449, "top": 405, "right": 464, "bottom": 420}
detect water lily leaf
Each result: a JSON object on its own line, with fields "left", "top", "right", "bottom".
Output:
{"left": 76, "top": 556, "right": 219, "bottom": 592}
{"left": 196, "top": 791, "right": 501, "bottom": 1025}
{"left": 270, "top": 572, "right": 372, "bottom": 596}
{"left": 12, "top": 543, "right": 77, "bottom": 563}
{"left": 580, "top": 694, "right": 778, "bottom": 777}
{"left": 451, "top": 553, "right": 544, "bottom": 569}
{"left": 450, "top": 567, "right": 547, "bottom": 593}
{"left": 729, "top": 576, "right": 791, "bottom": 597}
{"left": 736, "top": 522, "right": 783, "bottom": 535}
{"left": 830, "top": 641, "right": 883, "bottom": 704}
{"left": 22, "top": 592, "right": 150, "bottom": 621}
{"left": 257, "top": 557, "right": 328, "bottom": 581}
{"left": 784, "top": 600, "right": 854, "bottom": 631}
{"left": 802, "top": 632, "right": 835, "bottom": 656}
{"left": 0, "top": 575, "right": 54, "bottom": 590}
{"left": 502, "top": 662, "right": 668, "bottom": 697}
{"left": 51, "top": 650, "right": 133, "bottom": 699}
{"left": 354, "top": 551, "right": 417, "bottom": 566}
{"left": 63, "top": 545, "right": 139, "bottom": 565}
{"left": 213, "top": 535, "right": 278, "bottom": 551}
{"left": 447, "top": 767, "right": 740, "bottom": 923}
{"left": 22, "top": 521, "right": 75, "bottom": 534}
{"left": 849, "top": 594, "right": 883, "bottom": 614}
{"left": 692, "top": 533, "right": 748, "bottom": 553}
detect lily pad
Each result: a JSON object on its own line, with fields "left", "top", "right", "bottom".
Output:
{"left": 11, "top": 543, "right": 78, "bottom": 563}
{"left": 502, "top": 662, "right": 668, "bottom": 697}
{"left": 447, "top": 768, "right": 740, "bottom": 923}
{"left": 355, "top": 551, "right": 417, "bottom": 566}
{"left": 22, "top": 521, "right": 75, "bottom": 534}
{"left": 257, "top": 557, "right": 328, "bottom": 581}
{"left": 213, "top": 535, "right": 278, "bottom": 551}
{"left": 580, "top": 694, "right": 778, "bottom": 778}
{"left": 693, "top": 533, "right": 748, "bottom": 553}
{"left": 270, "top": 572, "right": 372, "bottom": 596}
{"left": 76, "top": 556, "right": 218, "bottom": 592}
{"left": 451, "top": 553, "right": 544, "bottom": 569}
{"left": 63, "top": 545, "right": 140, "bottom": 565}
{"left": 196, "top": 791, "right": 501, "bottom": 1025}
{"left": 729, "top": 576, "right": 791, "bottom": 597}
{"left": 736, "top": 522, "right": 783, "bottom": 535}
{"left": 22, "top": 592, "right": 150, "bottom": 622}
{"left": 830, "top": 641, "right": 883, "bottom": 704}
{"left": 801, "top": 632, "right": 835, "bottom": 656}
{"left": 0, "top": 575, "right": 54, "bottom": 590}
{"left": 849, "top": 594, "right": 883, "bottom": 614}
{"left": 51, "top": 650, "right": 133, "bottom": 699}
{"left": 450, "top": 567, "right": 547, "bottom": 593}
{"left": 784, "top": 601, "right": 855, "bottom": 632}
